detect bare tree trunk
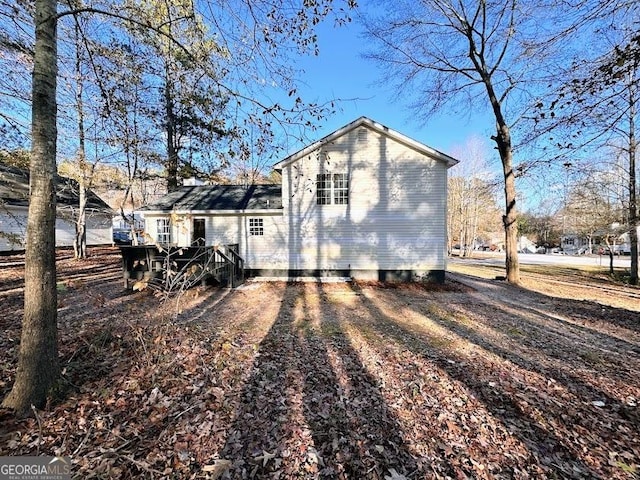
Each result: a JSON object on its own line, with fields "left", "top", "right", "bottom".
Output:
{"left": 486, "top": 88, "right": 520, "bottom": 283}
{"left": 165, "top": 65, "right": 179, "bottom": 192}
{"left": 604, "top": 235, "right": 615, "bottom": 275}
{"left": 628, "top": 80, "right": 638, "bottom": 285}
{"left": 74, "top": 183, "right": 87, "bottom": 259}
{"left": 73, "top": 19, "right": 88, "bottom": 259}
{"left": 2, "top": 0, "right": 60, "bottom": 414}
{"left": 502, "top": 148, "right": 520, "bottom": 283}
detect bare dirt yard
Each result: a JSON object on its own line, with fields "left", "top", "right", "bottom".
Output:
{"left": 0, "top": 248, "right": 639, "bottom": 479}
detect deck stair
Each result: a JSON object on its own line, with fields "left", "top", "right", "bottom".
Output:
{"left": 119, "top": 243, "right": 244, "bottom": 291}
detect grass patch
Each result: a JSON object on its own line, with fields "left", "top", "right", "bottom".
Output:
{"left": 505, "top": 326, "right": 525, "bottom": 336}
{"left": 578, "top": 350, "right": 604, "bottom": 364}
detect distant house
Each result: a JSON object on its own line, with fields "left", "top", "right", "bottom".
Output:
{"left": 518, "top": 235, "right": 538, "bottom": 254}
{"left": 0, "top": 164, "right": 113, "bottom": 251}
{"left": 141, "top": 117, "right": 459, "bottom": 282}
{"left": 561, "top": 234, "right": 591, "bottom": 254}
{"left": 616, "top": 227, "right": 639, "bottom": 255}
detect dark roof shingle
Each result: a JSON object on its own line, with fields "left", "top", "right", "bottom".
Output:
{"left": 141, "top": 184, "right": 282, "bottom": 211}
{"left": 0, "top": 164, "right": 112, "bottom": 212}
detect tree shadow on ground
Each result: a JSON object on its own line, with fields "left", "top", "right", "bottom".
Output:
{"left": 440, "top": 275, "right": 640, "bottom": 387}
{"left": 452, "top": 270, "right": 640, "bottom": 332}
{"left": 345, "top": 281, "right": 638, "bottom": 479}
{"left": 401, "top": 284, "right": 640, "bottom": 424}
{"left": 220, "top": 282, "right": 418, "bottom": 479}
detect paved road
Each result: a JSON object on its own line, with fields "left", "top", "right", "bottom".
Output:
{"left": 450, "top": 252, "right": 632, "bottom": 269}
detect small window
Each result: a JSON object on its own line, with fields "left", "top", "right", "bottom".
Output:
{"left": 316, "top": 173, "right": 332, "bottom": 205}
{"left": 156, "top": 218, "right": 171, "bottom": 244}
{"left": 249, "top": 218, "right": 264, "bottom": 236}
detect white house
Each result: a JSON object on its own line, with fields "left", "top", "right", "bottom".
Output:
{"left": 141, "top": 117, "right": 459, "bottom": 282}
{"left": 0, "top": 164, "right": 113, "bottom": 252}
{"left": 617, "top": 227, "right": 639, "bottom": 255}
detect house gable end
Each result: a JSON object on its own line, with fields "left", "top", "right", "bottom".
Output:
{"left": 272, "top": 117, "right": 459, "bottom": 172}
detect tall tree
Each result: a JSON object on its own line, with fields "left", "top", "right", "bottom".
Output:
{"left": 2, "top": 0, "right": 59, "bottom": 413}
{"left": 68, "top": 12, "right": 92, "bottom": 258}
{"left": 122, "top": 0, "right": 229, "bottom": 191}
{"left": 361, "top": 0, "right": 558, "bottom": 283}
{"left": 536, "top": 16, "right": 639, "bottom": 283}
{"left": 1, "top": 0, "right": 356, "bottom": 414}
{"left": 447, "top": 136, "right": 500, "bottom": 256}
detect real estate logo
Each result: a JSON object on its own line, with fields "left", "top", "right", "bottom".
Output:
{"left": 0, "top": 457, "right": 70, "bottom": 480}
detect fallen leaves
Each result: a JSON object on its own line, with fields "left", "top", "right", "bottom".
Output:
{"left": 202, "top": 459, "right": 231, "bottom": 479}
{"left": 0, "top": 250, "right": 639, "bottom": 478}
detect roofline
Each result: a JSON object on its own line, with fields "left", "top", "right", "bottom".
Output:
{"left": 0, "top": 165, "right": 113, "bottom": 211}
{"left": 142, "top": 208, "right": 284, "bottom": 216}
{"left": 272, "top": 116, "right": 460, "bottom": 171}
{"left": 56, "top": 204, "right": 115, "bottom": 215}
{"left": 2, "top": 202, "right": 113, "bottom": 215}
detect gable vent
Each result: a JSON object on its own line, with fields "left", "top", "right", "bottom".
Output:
{"left": 357, "top": 128, "right": 368, "bottom": 142}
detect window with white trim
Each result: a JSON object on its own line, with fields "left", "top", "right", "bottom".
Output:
{"left": 333, "top": 173, "right": 349, "bottom": 205}
{"left": 156, "top": 218, "right": 171, "bottom": 244}
{"left": 249, "top": 218, "right": 264, "bottom": 236}
{"left": 316, "top": 173, "right": 332, "bottom": 205}
{"left": 316, "top": 173, "right": 349, "bottom": 205}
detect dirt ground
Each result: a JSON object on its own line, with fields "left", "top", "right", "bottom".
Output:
{"left": 0, "top": 247, "right": 639, "bottom": 479}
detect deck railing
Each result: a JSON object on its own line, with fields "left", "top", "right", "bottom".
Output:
{"left": 120, "top": 243, "right": 245, "bottom": 291}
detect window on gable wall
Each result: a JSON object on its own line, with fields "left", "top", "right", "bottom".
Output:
{"left": 316, "top": 173, "right": 332, "bottom": 205}
{"left": 333, "top": 173, "right": 349, "bottom": 204}
{"left": 316, "top": 173, "right": 349, "bottom": 205}
{"left": 249, "top": 218, "right": 264, "bottom": 236}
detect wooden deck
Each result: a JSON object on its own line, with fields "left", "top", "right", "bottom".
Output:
{"left": 119, "top": 244, "right": 244, "bottom": 290}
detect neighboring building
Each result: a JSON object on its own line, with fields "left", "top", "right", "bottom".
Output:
{"left": 113, "top": 212, "right": 145, "bottom": 232}
{"left": 561, "top": 234, "right": 591, "bottom": 254}
{"left": 141, "top": 117, "right": 459, "bottom": 281}
{"left": 0, "top": 164, "right": 113, "bottom": 251}
{"left": 561, "top": 227, "right": 639, "bottom": 255}
{"left": 617, "top": 227, "right": 640, "bottom": 255}
{"left": 518, "top": 235, "right": 538, "bottom": 254}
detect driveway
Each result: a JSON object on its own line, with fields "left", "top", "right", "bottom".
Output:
{"left": 451, "top": 252, "right": 632, "bottom": 269}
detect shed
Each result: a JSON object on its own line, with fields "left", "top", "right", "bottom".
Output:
{"left": 0, "top": 164, "right": 113, "bottom": 251}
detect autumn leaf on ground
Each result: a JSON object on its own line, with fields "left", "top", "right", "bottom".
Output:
{"left": 385, "top": 467, "right": 408, "bottom": 480}
{"left": 202, "top": 459, "right": 231, "bottom": 479}
{"left": 254, "top": 450, "right": 276, "bottom": 467}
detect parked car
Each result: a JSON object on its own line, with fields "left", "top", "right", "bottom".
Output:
{"left": 113, "top": 231, "right": 132, "bottom": 245}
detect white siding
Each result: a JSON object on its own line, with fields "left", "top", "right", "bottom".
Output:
{"left": 142, "top": 123, "right": 450, "bottom": 277}
{"left": 0, "top": 206, "right": 112, "bottom": 251}
{"left": 143, "top": 212, "right": 288, "bottom": 270}
{"left": 55, "top": 213, "right": 113, "bottom": 247}
{"left": 86, "top": 215, "right": 114, "bottom": 245}
{"left": 282, "top": 125, "right": 448, "bottom": 275}
{"left": 0, "top": 207, "right": 27, "bottom": 251}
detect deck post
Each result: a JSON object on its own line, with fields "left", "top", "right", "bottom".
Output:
{"left": 122, "top": 254, "right": 129, "bottom": 289}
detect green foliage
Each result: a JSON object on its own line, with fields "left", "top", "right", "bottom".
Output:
{"left": 0, "top": 149, "right": 30, "bottom": 170}
{"left": 0, "top": 231, "right": 24, "bottom": 248}
{"left": 518, "top": 212, "right": 561, "bottom": 247}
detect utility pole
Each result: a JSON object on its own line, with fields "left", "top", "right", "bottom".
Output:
{"left": 562, "top": 162, "right": 572, "bottom": 251}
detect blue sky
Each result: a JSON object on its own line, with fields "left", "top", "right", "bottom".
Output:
{"left": 287, "top": 19, "right": 494, "bottom": 159}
